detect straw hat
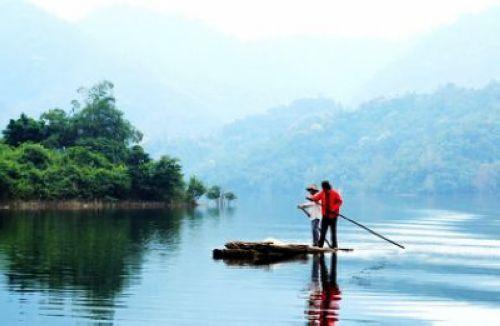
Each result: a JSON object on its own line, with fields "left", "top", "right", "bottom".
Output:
{"left": 306, "top": 184, "right": 318, "bottom": 192}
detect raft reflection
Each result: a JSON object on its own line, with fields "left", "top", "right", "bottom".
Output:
{"left": 306, "top": 254, "right": 341, "bottom": 325}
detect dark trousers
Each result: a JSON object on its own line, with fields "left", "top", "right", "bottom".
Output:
{"left": 318, "top": 217, "right": 338, "bottom": 248}
{"left": 311, "top": 219, "right": 321, "bottom": 246}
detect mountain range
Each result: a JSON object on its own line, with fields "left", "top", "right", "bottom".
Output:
{"left": 1, "top": 1, "right": 499, "bottom": 194}
{"left": 2, "top": 1, "right": 500, "bottom": 143}
{"left": 166, "top": 84, "right": 499, "bottom": 194}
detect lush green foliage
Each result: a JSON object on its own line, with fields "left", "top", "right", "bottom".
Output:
{"left": 3, "top": 114, "right": 45, "bottom": 146}
{"left": 3, "top": 81, "right": 142, "bottom": 163}
{"left": 169, "top": 84, "right": 500, "bottom": 194}
{"left": 206, "top": 186, "right": 221, "bottom": 201}
{"left": 0, "top": 82, "right": 196, "bottom": 202}
{"left": 224, "top": 192, "right": 237, "bottom": 202}
{"left": 204, "top": 185, "right": 237, "bottom": 205}
{"left": 185, "top": 176, "right": 206, "bottom": 203}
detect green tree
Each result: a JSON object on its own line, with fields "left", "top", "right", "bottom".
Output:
{"left": 89, "top": 166, "right": 131, "bottom": 200}
{"left": 0, "top": 145, "right": 14, "bottom": 199}
{"left": 185, "top": 176, "right": 206, "bottom": 204}
{"left": 224, "top": 191, "right": 237, "bottom": 205}
{"left": 0, "top": 81, "right": 196, "bottom": 203}
{"left": 150, "top": 156, "right": 184, "bottom": 201}
{"left": 137, "top": 156, "right": 184, "bottom": 201}
{"left": 206, "top": 185, "right": 222, "bottom": 205}
{"left": 63, "top": 146, "right": 111, "bottom": 169}
{"left": 17, "top": 143, "right": 52, "bottom": 170}
{"left": 73, "top": 81, "right": 142, "bottom": 148}
{"left": 126, "top": 145, "right": 152, "bottom": 199}
{"left": 40, "top": 108, "right": 75, "bottom": 148}
{"left": 74, "top": 137, "right": 129, "bottom": 164}
{"left": 2, "top": 114, "right": 45, "bottom": 146}
{"left": 127, "top": 145, "right": 151, "bottom": 166}
{"left": 68, "top": 82, "right": 142, "bottom": 163}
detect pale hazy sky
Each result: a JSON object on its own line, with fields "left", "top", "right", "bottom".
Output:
{"left": 29, "top": 0, "right": 500, "bottom": 40}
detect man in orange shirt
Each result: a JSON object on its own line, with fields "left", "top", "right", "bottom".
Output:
{"left": 308, "top": 180, "right": 343, "bottom": 248}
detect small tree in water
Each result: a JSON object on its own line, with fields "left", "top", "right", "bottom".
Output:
{"left": 224, "top": 192, "right": 237, "bottom": 206}
{"left": 185, "top": 176, "right": 206, "bottom": 205}
{"left": 206, "top": 185, "right": 222, "bottom": 206}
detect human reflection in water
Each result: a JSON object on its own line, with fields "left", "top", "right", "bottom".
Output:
{"left": 306, "top": 253, "right": 341, "bottom": 325}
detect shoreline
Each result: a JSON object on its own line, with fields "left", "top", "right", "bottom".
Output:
{"left": 0, "top": 200, "right": 195, "bottom": 211}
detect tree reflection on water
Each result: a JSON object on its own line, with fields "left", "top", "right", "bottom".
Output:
{"left": 0, "top": 209, "right": 185, "bottom": 321}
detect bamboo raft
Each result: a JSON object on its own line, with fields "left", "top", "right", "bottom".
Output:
{"left": 213, "top": 241, "right": 353, "bottom": 265}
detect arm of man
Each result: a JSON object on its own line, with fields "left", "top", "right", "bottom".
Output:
{"left": 298, "top": 202, "right": 315, "bottom": 208}
{"left": 332, "top": 191, "right": 343, "bottom": 211}
{"left": 297, "top": 204, "right": 311, "bottom": 217}
{"left": 307, "top": 192, "right": 323, "bottom": 203}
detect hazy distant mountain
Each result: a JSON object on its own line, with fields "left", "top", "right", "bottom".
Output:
{"left": 0, "top": 1, "right": 93, "bottom": 119}
{"left": 2, "top": 1, "right": 500, "bottom": 146}
{"left": 168, "top": 84, "right": 500, "bottom": 194}
{"left": 79, "top": 5, "right": 401, "bottom": 118}
{"left": 0, "top": 0, "right": 219, "bottom": 139}
{"left": 0, "top": 1, "right": 401, "bottom": 139}
{"left": 359, "top": 6, "right": 500, "bottom": 101}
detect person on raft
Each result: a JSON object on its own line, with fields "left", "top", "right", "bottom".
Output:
{"left": 298, "top": 184, "right": 323, "bottom": 247}
{"left": 308, "top": 180, "right": 343, "bottom": 248}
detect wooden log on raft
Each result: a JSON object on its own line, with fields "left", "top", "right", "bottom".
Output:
{"left": 213, "top": 241, "right": 352, "bottom": 265}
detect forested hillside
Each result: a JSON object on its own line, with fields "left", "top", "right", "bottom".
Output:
{"left": 168, "top": 83, "right": 500, "bottom": 194}
{"left": 0, "top": 82, "right": 206, "bottom": 203}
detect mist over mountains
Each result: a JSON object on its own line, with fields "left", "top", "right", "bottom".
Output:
{"left": 168, "top": 84, "right": 499, "bottom": 194}
{"left": 1, "top": 1, "right": 500, "bottom": 193}
{"left": 359, "top": 6, "right": 500, "bottom": 101}
{"left": 2, "top": 1, "right": 500, "bottom": 141}
{"left": 0, "top": 0, "right": 217, "bottom": 141}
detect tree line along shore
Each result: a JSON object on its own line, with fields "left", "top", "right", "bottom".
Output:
{"left": 0, "top": 81, "right": 235, "bottom": 208}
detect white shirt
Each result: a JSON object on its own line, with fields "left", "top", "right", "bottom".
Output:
{"left": 299, "top": 201, "right": 322, "bottom": 220}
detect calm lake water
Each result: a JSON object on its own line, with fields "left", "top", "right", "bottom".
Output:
{"left": 0, "top": 195, "right": 499, "bottom": 325}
